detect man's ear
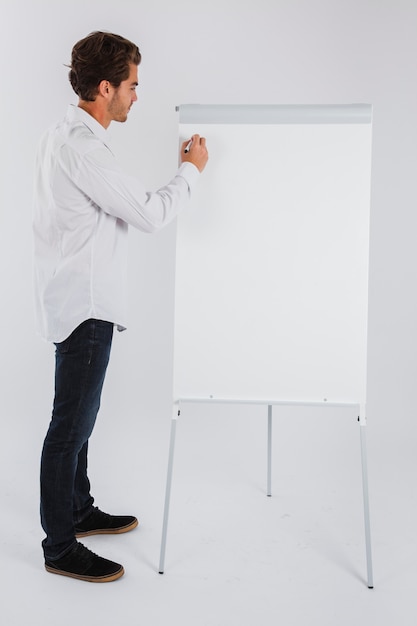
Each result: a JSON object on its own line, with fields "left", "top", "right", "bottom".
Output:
{"left": 98, "top": 80, "right": 111, "bottom": 98}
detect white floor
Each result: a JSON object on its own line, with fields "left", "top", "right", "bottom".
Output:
{"left": 1, "top": 401, "right": 415, "bottom": 626}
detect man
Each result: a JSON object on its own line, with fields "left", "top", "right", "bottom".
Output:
{"left": 33, "top": 31, "right": 208, "bottom": 583}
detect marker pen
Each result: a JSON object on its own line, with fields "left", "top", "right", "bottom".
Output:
{"left": 184, "top": 140, "right": 193, "bottom": 153}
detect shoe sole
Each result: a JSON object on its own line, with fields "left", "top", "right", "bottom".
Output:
{"left": 75, "top": 518, "right": 139, "bottom": 538}
{"left": 45, "top": 564, "right": 124, "bottom": 583}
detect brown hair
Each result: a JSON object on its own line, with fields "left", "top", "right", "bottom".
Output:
{"left": 69, "top": 31, "right": 141, "bottom": 101}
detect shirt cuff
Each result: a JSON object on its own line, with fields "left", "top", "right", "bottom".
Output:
{"left": 177, "top": 161, "right": 201, "bottom": 189}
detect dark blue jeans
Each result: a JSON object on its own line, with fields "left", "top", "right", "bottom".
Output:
{"left": 40, "top": 319, "right": 114, "bottom": 560}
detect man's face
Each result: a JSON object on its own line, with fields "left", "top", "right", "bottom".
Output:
{"left": 108, "top": 63, "right": 138, "bottom": 123}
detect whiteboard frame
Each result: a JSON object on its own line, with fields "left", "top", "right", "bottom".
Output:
{"left": 172, "top": 104, "right": 373, "bottom": 411}
{"left": 177, "top": 103, "right": 372, "bottom": 125}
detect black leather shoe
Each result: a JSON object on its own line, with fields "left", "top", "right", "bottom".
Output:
{"left": 45, "top": 542, "right": 124, "bottom": 582}
{"left": 75, "top": 507, "right": 139, "bottom": 537}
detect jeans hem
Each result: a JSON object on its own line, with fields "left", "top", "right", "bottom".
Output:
{"left": 43, "top": 539, "right": 78, "bottom": 563}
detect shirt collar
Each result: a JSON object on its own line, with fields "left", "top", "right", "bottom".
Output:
{"left": 67, "top": 104, "right": 109, "bottom": 144}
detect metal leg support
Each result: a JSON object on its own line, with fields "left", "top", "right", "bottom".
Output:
{"left": 359, "top": 422, "right": 374, "bottom": 588}
{"left": 267, "top": 404, "right": 272, "bottom": 496}
{"left": 159, "top": 406, "right": 179, "bottom": 574}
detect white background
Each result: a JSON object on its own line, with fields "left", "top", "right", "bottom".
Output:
{"left": 1, "top": 0, "right": 415, "bottom": 452}
{"left": 1, "top": 1, "right": 416, "bottom": 624}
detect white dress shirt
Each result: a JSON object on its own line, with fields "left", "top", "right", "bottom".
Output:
{"left": 33, "top": 105, "right": 200, "bottom": 343}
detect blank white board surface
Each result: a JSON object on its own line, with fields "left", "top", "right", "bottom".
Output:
{"left": 173, "top": 105, "right": 372, "bottom": 405}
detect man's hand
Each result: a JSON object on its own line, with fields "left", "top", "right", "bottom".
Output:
{"left": 180, "top": 134, "right": 208, "bottom": 173}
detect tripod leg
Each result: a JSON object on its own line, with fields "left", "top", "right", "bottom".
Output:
{"left": 359, "top": 420, "right": 374, "bottom": 588}
{"left": 159, "top": 406, "right": 179, "bottom": 574}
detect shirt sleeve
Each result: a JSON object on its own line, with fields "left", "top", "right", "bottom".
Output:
{"left": 72, "top": 144, "right": 201, "bottom": 233}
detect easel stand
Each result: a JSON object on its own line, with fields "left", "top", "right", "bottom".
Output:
{"left": 158, "top": 398, "right": 374, "bottom": 589}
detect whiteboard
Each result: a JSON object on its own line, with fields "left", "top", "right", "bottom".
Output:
{"left": 173, "top": 105, "right": 372, "bottom": 405}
